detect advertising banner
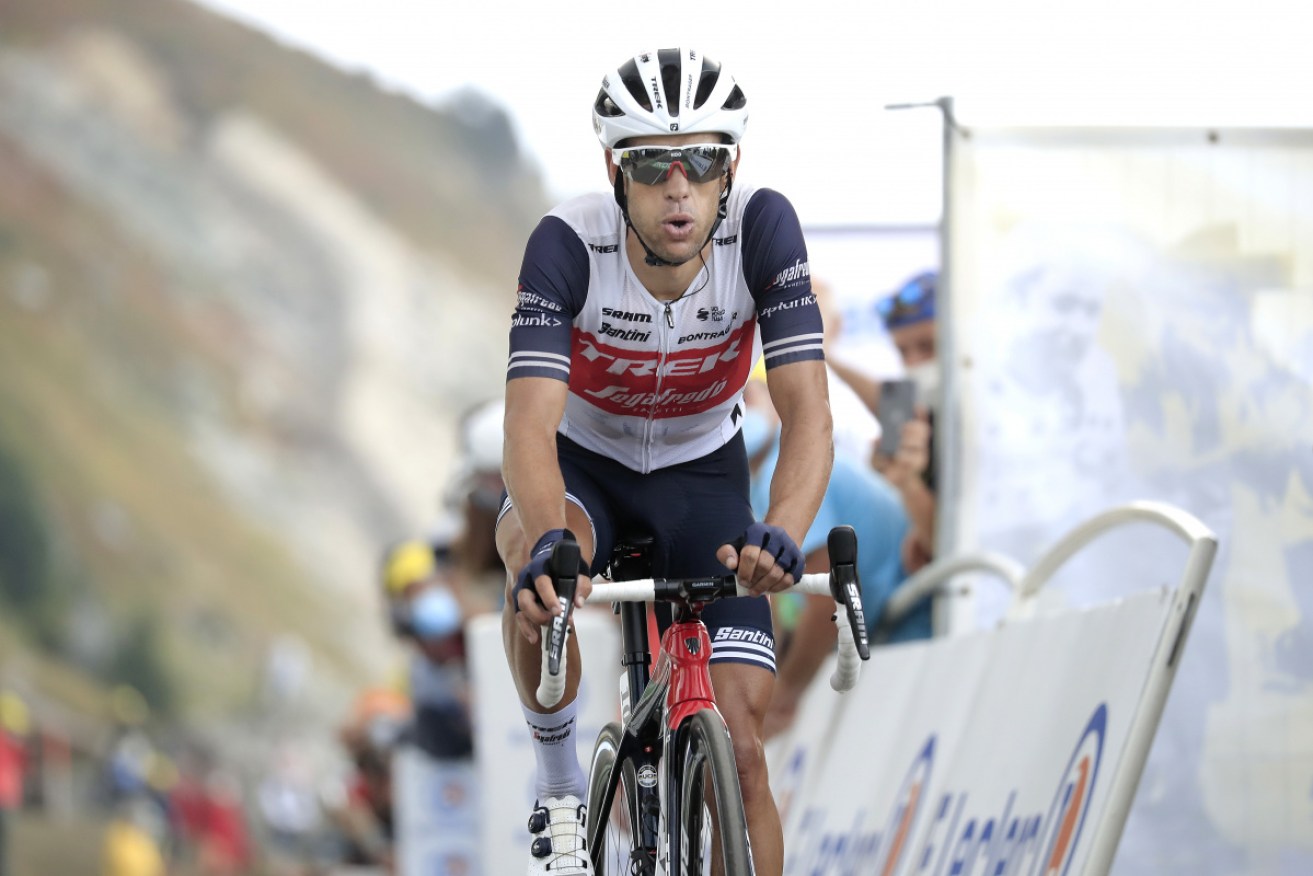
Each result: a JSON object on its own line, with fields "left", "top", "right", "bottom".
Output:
{"left": 464, "top": 609, "right": 621, "bottom": 874}
{"left": 945, "top": 126, "right": 1313, "bottom": 872}
{"left": 771, "top": 587, "right": 1180, "bottom": 875}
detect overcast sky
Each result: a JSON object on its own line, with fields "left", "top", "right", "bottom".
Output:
{"left": 191, "top": 0, "right": 1310, "bottom": 229}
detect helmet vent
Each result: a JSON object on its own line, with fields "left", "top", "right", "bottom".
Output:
{"left": 658, "top": 48, "right": 682, "bottom": 118}
{"left": 693, "top": 58, "right": 722, "bottom": 110}
{"left": 722, "top": 85, "right": 746, "bottom": 111}
{"left": 593, "top": 92, "right": 624, "bottom": 118}
{"left": 616, "top": 58, "right": 652, "bottom": 111}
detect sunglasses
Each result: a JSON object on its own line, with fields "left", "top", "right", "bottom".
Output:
{"left": 614, "top": 143, "right": 737, "bottom": 185}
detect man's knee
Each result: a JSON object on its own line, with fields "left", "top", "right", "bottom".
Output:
{"left": 714, "top": 665, "right": 773, "bottom": 794}
{"left": 495, "top": 515, "right": 526, "bottom": 605}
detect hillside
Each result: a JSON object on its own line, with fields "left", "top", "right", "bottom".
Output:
{"left": 0, "top": 0, "right": 545, "bottom": 749}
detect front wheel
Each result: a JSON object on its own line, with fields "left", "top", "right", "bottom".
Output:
{"left": 675, "top": 709, "right": 754, "bottom": 875}
{"left": 587, "top": 721, "right": 654, "bottom": 875}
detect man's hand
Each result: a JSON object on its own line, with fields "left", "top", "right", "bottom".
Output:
{"left": 718, "top": 522, "right": 805, "bottom": 596}
{"left": 512, "top": 529, "right": 591, "bottom": 644}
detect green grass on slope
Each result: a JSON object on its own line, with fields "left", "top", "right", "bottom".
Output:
{"left": 0, "top": 140, "right": 373, "bottom": 727}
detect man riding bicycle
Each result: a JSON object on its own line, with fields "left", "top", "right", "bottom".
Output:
{"left": 495, "top": 47, "right": 833, "bottom": 875}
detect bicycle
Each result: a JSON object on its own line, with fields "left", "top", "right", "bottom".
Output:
{"left": 536, "top": 526, "right": 871, "bottom": 875}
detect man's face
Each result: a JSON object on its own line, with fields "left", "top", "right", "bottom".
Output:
{"left": 607, "top": 133, "right": 737, "bottom": 266}
{"left": 892, "top": 319, "right": 937, "bottom": 367}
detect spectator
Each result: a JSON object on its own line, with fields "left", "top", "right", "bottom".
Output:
{"left": 738, "top": 375, "right": 932, "bottom": 740}
{"left": 870, "top": 271, "right": 939, "bottom": 574}
{"left": 102, "top": 794, "right": 167, "bottom": 876}
{"left": 439, "top": 398, "right": 509, "bottom": 616}
{"left": 827, "top": 271, "right": 940, "bottom": 575}
{"left": 379, "top": 540, "right": 474, "bottom": 761}
{"left": 328, "top": 688, "right": 410, "bottom": 870}
{"left": 0, "top": 692, "right": 29, "bottom": 876}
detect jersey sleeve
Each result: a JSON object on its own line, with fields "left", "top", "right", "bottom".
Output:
{"left": 740, "top": 189, "right": 825, "bottom": 370}
{"left": 507, "top": 215, "right": 589, "bottom": 382}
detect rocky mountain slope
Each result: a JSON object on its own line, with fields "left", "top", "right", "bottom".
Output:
{"left": 0, "top": 0, "right": 544, "bottom": 741}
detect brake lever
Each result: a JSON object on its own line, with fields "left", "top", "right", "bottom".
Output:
{"left": 827, "top": 525, "right": 870, "bottom": 661}
{"left": 545, "top": 539, "right": 580, "bottom": 677}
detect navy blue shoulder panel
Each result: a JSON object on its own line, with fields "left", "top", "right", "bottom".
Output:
{"left": 739, "top": 189, "right": 824, "bottom": 369}
{"left": 507, "top": 216, "right": 589, "bottom": 382}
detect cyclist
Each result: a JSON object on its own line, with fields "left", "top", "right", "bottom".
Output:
{"left": 496, "top": 48, "right": 832, "bottom": 875}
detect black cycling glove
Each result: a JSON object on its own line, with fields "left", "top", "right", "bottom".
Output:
{"left": 733, "top": 522, "right": 805, "bottom": 582}
{"left": 512, "top": 528, "right": 588, "bottom": 612}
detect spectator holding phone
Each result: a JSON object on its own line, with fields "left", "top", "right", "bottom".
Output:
{"left": 740, "top": 374, "right": 932, "bottom": 740}
{"left": 827, "top": 271, "right": 940, "bottom": 575}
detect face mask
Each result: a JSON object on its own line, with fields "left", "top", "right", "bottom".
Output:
{"left": 905, "top": 362, "right": 941, "bottom": 409}
{"left": 740, "top": 408, "right": 778, "bottom": 458}
{"left": 410, "top": 587, "right": 462, "bottom": 640}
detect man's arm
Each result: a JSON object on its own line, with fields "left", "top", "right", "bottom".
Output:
{"left": 502, "top": 376, "right": 570, "bottom": 546}
{"left": 764, "top": 358, "right": 833, "bottom": 546}
{"left": 729, "top": 359, "right": 833, "bottom": 593}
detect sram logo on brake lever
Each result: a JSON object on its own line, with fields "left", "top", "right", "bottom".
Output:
{"left": 827, "top": 526, "right": 871, "bottom": 660}
{"left": 546, "top": 540, "right": 581, "bottom": 675}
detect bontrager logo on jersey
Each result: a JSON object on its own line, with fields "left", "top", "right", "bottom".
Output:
{"left": 569, "top": 322, "right": 754, "bottom": 417}
{"left": 677, "top": 325, "right": 735, "bottom": 344}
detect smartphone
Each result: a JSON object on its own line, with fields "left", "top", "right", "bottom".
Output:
{"left": 876, "top": 379, "right": 917, "bottom": 457}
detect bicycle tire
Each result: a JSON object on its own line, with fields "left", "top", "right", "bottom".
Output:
{"left": 587, "top": 721, "right": 654, "bottom": 875}
{"left": 675, "top": 709, "right": 754, "bottom": 875}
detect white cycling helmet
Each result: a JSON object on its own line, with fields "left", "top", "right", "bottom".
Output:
{"left": 593, "top": 48, "right": 748, "bottom": 149}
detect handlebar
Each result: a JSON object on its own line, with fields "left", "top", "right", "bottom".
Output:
{"left": 535, "top": 525, "right": 871, "bottom": 708}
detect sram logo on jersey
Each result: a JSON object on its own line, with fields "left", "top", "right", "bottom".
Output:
{"left": 569, "top": 321, "right": 755, "bottom": 418}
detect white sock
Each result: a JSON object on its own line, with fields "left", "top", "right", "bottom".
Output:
{"left": 522, "top": 700, "right": 587, "bottom": 801}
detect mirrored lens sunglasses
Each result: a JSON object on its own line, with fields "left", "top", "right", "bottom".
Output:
{"left": 614, "top": 143, "right": 737, "bottom": 185}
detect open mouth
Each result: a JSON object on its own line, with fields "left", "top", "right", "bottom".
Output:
{"left": 662, "top": 215, "right": 695, "bottom": 239}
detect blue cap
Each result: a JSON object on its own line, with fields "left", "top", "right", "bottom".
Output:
{"left": 877, "top": 271, "right": 937, "bottom": 330}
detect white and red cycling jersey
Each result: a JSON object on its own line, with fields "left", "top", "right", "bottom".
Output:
{"left": 507, "top": 182, "right": 824, "bottom": 473}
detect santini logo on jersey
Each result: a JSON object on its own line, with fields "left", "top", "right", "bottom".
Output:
{"left": 599, "top": 322, "right": 651, "bottom": 343}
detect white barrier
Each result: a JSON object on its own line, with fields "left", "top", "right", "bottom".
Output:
{"left": 464, "top": 608, "right": 621, "bottom": 874}
{"left": 768, "top": 502, "right": 1215, "bottom": 875}
{"left": 393, "top": 747, "right": 480, "bottom": 876}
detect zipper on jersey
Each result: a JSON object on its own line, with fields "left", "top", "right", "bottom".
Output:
{"left": 644, "top": 299, "right": 675, "bottom": 473}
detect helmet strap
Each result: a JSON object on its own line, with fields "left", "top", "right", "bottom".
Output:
{"left": 614, "top": 171, "right": 734, "bottom": 269}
